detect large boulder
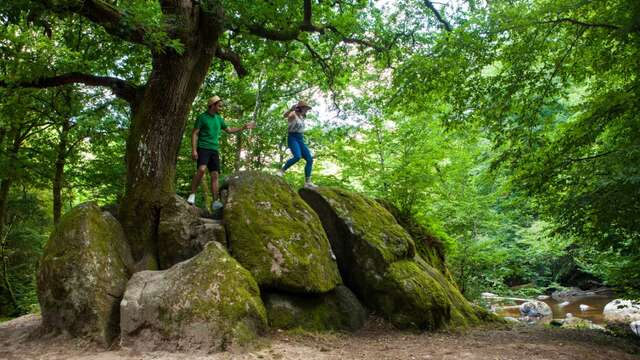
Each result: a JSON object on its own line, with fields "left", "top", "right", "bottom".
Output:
{"left": 299, "top": 187, "right": 415, "bottom": 288}
{"left": 263, "top": 285, "right": 367, "bottom": 332}
{"left": 120, "top": 242, "right": 267, "bottom": 352}
{"left": 300, "top": 187, "right": 486, "bottom": 329}
{"left": 157, "top": 195, "right": 226, "bottom": 269}
{"left": 603, "top": 299, "right": 640, "bottom": 323}
{"left": 603, "top": 299, "right": 640, "bottom": 337}
{"left": 222, "top": 171, "right": 341, "bottom": 293}
{"left": 37, "top": 202, "right": 134, "bottom": 346}
{"left": 378, "top": 200, "right": 448, "bottom": 275}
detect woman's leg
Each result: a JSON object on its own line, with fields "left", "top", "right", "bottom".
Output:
{"left": 282, "top": 134, "right": 302, "bottom": 172}
{"left": 299, "top": 137, "right": 313, "bottom": 179}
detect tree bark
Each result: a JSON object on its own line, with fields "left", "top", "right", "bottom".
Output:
{"left": 234, "top": 131, "right": 243, "bottom": 172}
{"left": 119, "top": 39, "right": 222, "bottom": 269}
{"left": 0, "top": 130, "right": 21, "bottom": 240}
{"left": 0, "top": 222, "right": 18, "bottom": 313}
{"left": 53, "top": 119, "right": 71, "bottom": 225}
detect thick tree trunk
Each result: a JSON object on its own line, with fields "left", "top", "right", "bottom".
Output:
{"left": 119, "top": 46, "right": 219, "bottom": 269}
{"left": 53, "top": 119, "right": 71, "bottom": 225}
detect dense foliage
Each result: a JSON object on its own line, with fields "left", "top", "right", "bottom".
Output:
{"left": 1, "top": 0, "right": 638, "bottom": 318}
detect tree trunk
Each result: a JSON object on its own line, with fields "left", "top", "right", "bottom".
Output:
{"left": 0, "top": 179, "right": 11, "bottom": 242}
{"left": 119, "top": 43, "right": 220, "bottom": 269}
{"left": 53, "top": 119, "right": 71, "bottom": 225}
{"left": 0, "top": 130, "right": 20, "bottom": 240}
{"left": 0, "top": 223, "right": 18, "bottom": 313}
{"left": 234, "top": 132, "right": 243, "bottom": 172}
{"left": 373, "top": 124, "right": 388, "bottom": 192}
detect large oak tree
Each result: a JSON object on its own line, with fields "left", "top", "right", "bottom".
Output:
{"left": 1, "top": 0, "right": 424, "bottom": 269}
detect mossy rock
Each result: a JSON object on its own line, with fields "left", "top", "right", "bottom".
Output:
{"left": 37, "top": 202, "right": 134, "bottom": 346}
{"left": 264, "top": 285, "right": 367, "bottom": 332}
{"left": 120, "top": 242, "right": 267, "bottom": 352}
{"left": 157, "top": 195, "right": 226, "bottom": 269}
{"left": 378, "top": 200, "right": 448, "bottom": 274}
{"left": 299, "top": 187, "right": 415, "bottom": 293}
{"left": 301, "top": 187, "right": 487, "bottom": 329}
{"left": 222, "top": 171, "right": 341, "bottom": 293}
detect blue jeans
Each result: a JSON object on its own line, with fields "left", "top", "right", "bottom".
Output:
{"left": 283, "top": 133, "right": 313, "bottom": 178}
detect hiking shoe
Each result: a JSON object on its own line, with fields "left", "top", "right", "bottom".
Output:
{"left": 304, "top": 181, "right": 318, "bottom": 189}
{"left": 276, "top": 170, "right": 284, "bottom": 177}
{"left": 212, "top": 201, "right": 223, "bottom": 211}
{"left": 187, "top": 193, "right": 196, "bottom": 205}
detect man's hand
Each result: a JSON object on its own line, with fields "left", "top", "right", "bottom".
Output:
{"left": 245, "top": 121, "right": 256, "bottom": 130}
{"left": 192, "top": 149, "right": 198, "bottom": 160}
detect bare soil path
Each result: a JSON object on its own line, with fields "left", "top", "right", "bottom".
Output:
{"left": 1, "top": 315, "right": 638, "bottom": 360}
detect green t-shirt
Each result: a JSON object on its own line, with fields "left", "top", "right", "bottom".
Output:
{"left": 194, "top": 111, "right": 228, "bottom": 150}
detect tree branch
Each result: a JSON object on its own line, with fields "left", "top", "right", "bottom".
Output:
{"left": 39, "top": 0, "right": 149, "bottom": 46}
{"left": 0, "top": 73, "right": 142, "bottom": 104}
{"left": 244, "top": 18, "right": 383, "bottom": 52}
{"left": 540, "top": 18, "right": 620, "bottom": 30}
{"left": 299, "top": 40, "right": 334, "bottom": 84}
{"left": 215, "top": 47, "right": 248, "bottom": 77}
{"left": 243, "top": 0, "right": 327, "bottom": 41}
{"left": 245, "top": 23, "right": 323, "bottom": 41}
{"left": 567, "top": 151, "right": 615, "bottom": 163}
{"left": 423, "top": 0, "right": 452, "bottom": 32}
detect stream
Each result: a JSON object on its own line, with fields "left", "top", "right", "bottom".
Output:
{"left": 496, "top": 293, "right": 616, "bottom": 324}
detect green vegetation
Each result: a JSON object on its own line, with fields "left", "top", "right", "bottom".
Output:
{"left": 1, "top": 0, "right": 639, "bottom": 320}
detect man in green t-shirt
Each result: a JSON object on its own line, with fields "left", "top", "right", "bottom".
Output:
{"left": 187, "top": 96, "right": 255, "bottom": 210}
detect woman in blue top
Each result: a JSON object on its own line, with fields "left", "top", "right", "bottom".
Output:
{"left": 277, "top": 100, "right": 316, "bottom": 188}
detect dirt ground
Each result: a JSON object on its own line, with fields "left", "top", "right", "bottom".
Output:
{"left": 1, "top": 315, "right": 639, "bottom": 360}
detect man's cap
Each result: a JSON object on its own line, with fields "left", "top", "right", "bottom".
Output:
{"left": 207, "top": 96, "right": 222, "bottom": 107}
{"left": 295, "top": 100, "right": 312, "bottom": 110}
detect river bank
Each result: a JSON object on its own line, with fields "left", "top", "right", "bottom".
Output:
{"left": 1, "top": 314, "right": 639, "bottom": 359}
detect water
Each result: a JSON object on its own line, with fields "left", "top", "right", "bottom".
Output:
{"left": 496, "top": 294, "right": 616, "bottom": 324}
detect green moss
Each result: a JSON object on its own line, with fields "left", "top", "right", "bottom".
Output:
{"left": 37, "top": 202, "right": 132, "bottom": 346}
{"left": 301, "top": 187, "right": 490, "bottom": 330}
{"left": 316, "top": 188, "right": 415, "bottom": 264}
{"left": 377, "top": 200, "right": 450, "bottom": 275}
{"left": 229, "top": 318, "right": 261, "bottom": 349}
{"left": 160, "top": 242, "right": 267, "bottom": 332}
{"left": 223, "top": 171, "right": 341, "bottom": 293}
{"left": 376, "top": 260, "right": 451, "bottom": 329}
{"left": 263, "top": 285, "right": 366, "bottom": 332}
{"left": 123, "top": 242, "right": 268, "bottom": 350}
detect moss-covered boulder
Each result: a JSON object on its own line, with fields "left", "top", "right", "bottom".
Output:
{"left": 379, "top": 200, "right": 449, "bottom": 275}
{"left": 299, "top": 187, "right": 414, "bottom": 292}
{"left": 222, "top": 171, "right": 341, "bottom": 293}
{"left": 263, "top": 285, "right": 367, "bottom": 332}
{"left": 120, "top": 241, "right": 267, "bottom": 352}
{"left": 37, "top": 202, "right": 134, "bottom": 346}
{"left": 158, "top": 195, "right": 226, "bottom": 269}
{"left": 300, "top": 187, "right": 486, "bottom": 329}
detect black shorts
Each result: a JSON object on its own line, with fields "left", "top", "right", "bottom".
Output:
{"left": 197, "top": 148, "right": 220, "bottom": 172}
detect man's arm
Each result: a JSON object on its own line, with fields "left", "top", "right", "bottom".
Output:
{"left": 191, "top": 128, "right": 199, "bottom": 160}
{"left": 223, "top": 122, "right": 256, "bottom": 134}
